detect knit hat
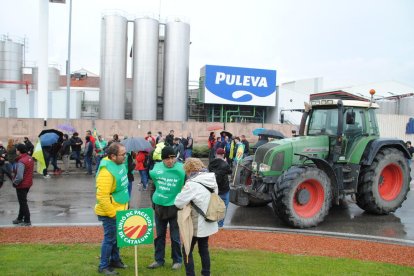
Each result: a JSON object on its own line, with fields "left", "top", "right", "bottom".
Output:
{"left": 216, "top": 148, "right": 225, "bottom": 155}
{"left": 16, "top": 143, "right": 28, "bottom": 154}
{"left": 161, "top": 146, "right": 176, "bottom": 160}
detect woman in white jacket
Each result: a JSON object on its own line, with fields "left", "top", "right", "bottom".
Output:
{"left": 175, "top": 158, "right": 218, "bottom": 276}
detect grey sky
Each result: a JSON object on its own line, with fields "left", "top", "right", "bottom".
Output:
{"left": 1, "top": 0, "right": 413, "bottom": 90}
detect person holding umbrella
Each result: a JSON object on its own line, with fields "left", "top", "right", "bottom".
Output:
{"left": 174, "top": 158, "right": 219, "bottom": 276}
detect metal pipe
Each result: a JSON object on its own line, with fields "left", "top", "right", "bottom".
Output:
{"left": 230, "top": 106, "right": 256, "bottom": 122}
{"left": 225, "top": 106, "right": 240, "bottom": 123}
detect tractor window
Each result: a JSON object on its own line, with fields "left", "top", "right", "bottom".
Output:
{"left": 368, "top": 109, "right": 380, "bottom": 135}
{"left": 308, "top": 108, "right": 338, "bottom": 135}
{"left": 344, "top": 108, "right": 365, "bottom": 135}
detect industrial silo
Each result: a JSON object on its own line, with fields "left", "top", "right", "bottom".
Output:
{"left": 163, "top": 19, "right": 190, "bottom": 121}
{"left": 0, "top": 36, "right": 24, "bottom": 89}
{"left": 399, "top": 97, "right": 414, "bottom": 116}
{"left": 99, "top": 14, "right": 128, "bottom": 120}
{"left": 132, "top": 17, "right": 159, "bottom": 120}
{"left": 32, "top": 67, "right": 60, "bottom": 91}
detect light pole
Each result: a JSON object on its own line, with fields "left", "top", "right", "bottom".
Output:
{"left": 66, "top": 0, "right": 72, "bottom": 121}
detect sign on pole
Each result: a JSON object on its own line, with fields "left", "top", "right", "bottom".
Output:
{"left": 116, "top": 208, "right": 154, "bottom": 247}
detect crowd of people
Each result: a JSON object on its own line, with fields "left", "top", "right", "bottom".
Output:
{"left": 5, "top": 128, "right": 414, "bottom": 275}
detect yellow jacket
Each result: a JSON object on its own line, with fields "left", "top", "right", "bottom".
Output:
{"left": 95, "top": 167, "right": 128, "bottom": 218}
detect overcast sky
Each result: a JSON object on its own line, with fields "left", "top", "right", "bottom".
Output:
{"left": 1, "top": 0, "right": 413, "bottom": 90}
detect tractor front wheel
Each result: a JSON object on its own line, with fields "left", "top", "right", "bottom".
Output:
{"left": 272, "top": 166, "right": 332, "bottom": 228}
{"left": 357, "top": 148, "right": 410, "bottom": 214}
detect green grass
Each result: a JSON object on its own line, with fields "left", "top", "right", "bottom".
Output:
{"left": 1, "top": 244, "right": 413, "bottom": 275}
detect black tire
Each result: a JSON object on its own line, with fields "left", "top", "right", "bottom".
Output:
{"left": 272, "top": 166, "right": 332, "bottom": 228}
{"left": 356, "top": 148, "right": 410, "bottom": 214}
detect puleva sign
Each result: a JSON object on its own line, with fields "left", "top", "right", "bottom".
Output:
{"left": 204, "top": 65, "right": 277, "bottom": 106}
{"left": 116, "top": 208, "right": 154, "bottom": 247}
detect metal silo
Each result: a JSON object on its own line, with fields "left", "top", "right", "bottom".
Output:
{"left": 99, "top": 14, "right": 128, "bottom": 119}
{"left": 163, "top": 19, "right": 190, "bottom": 121}
{"left": 132, "top": 17, "right": 159, "bottom": 120}
{"left": 32, "top": 67, "right": 60, "bottom": 91}
{"left": 0, "top": 36, "right": 24, "bottom": 89}
{"left": 399, "top": 97, "right": 414, "bottom": 116}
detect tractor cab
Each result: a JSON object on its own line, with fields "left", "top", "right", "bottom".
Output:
{"left": 304, "top": 99, "right": 380, "bottom": 164}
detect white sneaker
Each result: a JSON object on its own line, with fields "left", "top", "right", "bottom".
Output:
{"left": 43, "top": 175, "right": 51, "bottom": 179}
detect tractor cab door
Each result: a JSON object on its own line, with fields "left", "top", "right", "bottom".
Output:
{"left": 343, "top": 108, "right": 367, "bottom": 157}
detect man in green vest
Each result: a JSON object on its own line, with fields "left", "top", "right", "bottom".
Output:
{"left": 147, "top": 146, "right": 185, "bottom": 270}
{"left": 95, "top": 143, "right": 129, "bottom": 275}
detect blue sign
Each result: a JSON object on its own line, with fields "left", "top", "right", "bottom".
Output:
{"left": 204, "top": 65, "right": 277, "bottom": 106}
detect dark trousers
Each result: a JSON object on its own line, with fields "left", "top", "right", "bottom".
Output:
{"left": 154, "top": 214, "right": 182, "bottom": 264}
{"left": 74, "top": 151, "right": 82, "bottom": 167}
{"left": 183, "top": 236, "right": 210, "bottom": 276}
{"left": 16, "top": 188, "right": 31, "bottom": 223}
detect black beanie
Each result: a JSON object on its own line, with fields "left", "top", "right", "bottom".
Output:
{"left": 161, "top": 146, "right": 176, "bottom": 160}
{"left": 16, "top": 143, "right": 28, "bottom": 154}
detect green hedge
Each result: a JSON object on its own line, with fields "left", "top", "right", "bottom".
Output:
{"left": 192, "top": 144, "right": 210, "bottom": 158}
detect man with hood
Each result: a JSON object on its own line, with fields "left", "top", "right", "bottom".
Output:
{"left": 208, "top": 148, "right": 232, "bottom": 227}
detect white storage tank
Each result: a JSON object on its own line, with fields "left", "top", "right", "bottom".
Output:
{"left": 132, "top": 17, "right": 159, "bottom": 120}
{"left": 32, "top": 67, "right": 60, "bottom": 91}
{"left": 163, "top": 19, "right": 190, "bottom": 121}
{"left": 99, "top": 14, "right": 128, "bottom": 120}
{"left": 399, "top": 97, "right": 414, "bottom": 116}
{"left": 0, "top": 36, "right": 24, "bottom": 89}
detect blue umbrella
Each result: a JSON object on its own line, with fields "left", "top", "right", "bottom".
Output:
{"left": 252, "top": 128, "right": 266, "bottom": 136}
{"left": 39, "top": 132, "right": 60, "bottom": 146}
{"left": 121, "top": 137, "right": 152, "bottom": 153}
{"left": 252, "top": 128, "right": 285, "bottom": 139}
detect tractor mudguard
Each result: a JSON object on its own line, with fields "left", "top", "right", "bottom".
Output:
{"left": 361, "top": 139, "right": 411, "bottom": 166}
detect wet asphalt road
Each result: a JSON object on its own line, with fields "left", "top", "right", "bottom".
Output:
{"left": 0, "top": 168, "right": 413, "bottom": 245}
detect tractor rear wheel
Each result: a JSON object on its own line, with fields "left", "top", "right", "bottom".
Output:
{"left": 272, "top": 166, "right": 332, "bottom": 228}
{"left": 356, "top": 148, "right": 410, "bottom": 214}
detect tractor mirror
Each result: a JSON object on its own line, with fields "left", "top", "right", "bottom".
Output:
{"left": 346, "top": 111, "right": 355, "bottom": 124}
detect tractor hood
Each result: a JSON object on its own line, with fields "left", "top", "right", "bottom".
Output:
{"left": 253, "top": 136, "right": 330, "bottom": 176}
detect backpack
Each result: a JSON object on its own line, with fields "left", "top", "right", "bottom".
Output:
{"left": 191, "top": 182, "right": 226, "bottom": 222}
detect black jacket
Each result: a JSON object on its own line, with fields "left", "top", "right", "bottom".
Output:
{"left": 70, "top": 136, "right": 83, "bottom": 151}
{"left": 208, "top": 158, "right": 232, "bottom": 194}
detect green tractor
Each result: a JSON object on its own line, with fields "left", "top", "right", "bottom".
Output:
{"left": 230, "top": 93, "right": 411, "bottom": 228}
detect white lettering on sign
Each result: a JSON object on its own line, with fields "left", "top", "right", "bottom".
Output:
{"left": 215, "top": 72, "right": 268, "bottom": 87}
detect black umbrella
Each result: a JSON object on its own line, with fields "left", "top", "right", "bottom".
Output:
{"left": 253, "top": 128, "right": 285, "bottom": 139}
{"left": 38, "top": 129, "right": 64, "bottom": 146}
{"left": 220, "top": 131, "right": 232, "bottom": 138}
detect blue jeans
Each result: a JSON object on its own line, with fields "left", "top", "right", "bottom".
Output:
{"left": 218, "top": 191, "right": 229, "bottom": 227}
{"left": 97, "top": 216, "right": 121, "bottom": 270}
{"left": 183, "top": 236, "right": 210, "bottom": 276}
{"left": 154, "top": 214, "right": 182, "bottom": 265}
{"left": 84, "top": 155, "right": 92, "bottom": 174}
{"left": 74, "top": 150, "right": 82, "bottom": 167}
{"left": 128, "top": 181, "right": 132, "bottom": 199}
{"left": 184, "top": 149, "right": 192, "bottom": 160}
{"left": 139, "top": 170, "right": 149, "bottom": 189}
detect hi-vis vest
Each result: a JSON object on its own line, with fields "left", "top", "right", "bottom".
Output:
{"left": 98, "top": 158, "right": 129, "bottom": 204}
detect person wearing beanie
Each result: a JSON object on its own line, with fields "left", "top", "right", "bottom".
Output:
{"left": 12, "top": 143, "right": 34, "bottom": 226}
{"left": 148, "top": 146, "right": 185, "bottom": 270}
{"left": 208, "top": 147, "right": 232, "bottom": 227}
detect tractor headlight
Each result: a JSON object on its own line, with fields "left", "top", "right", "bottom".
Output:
{"left": 259, "top": 163, "right": 270, "bottom": 172}
{"left": 252, "top": 162, "right": 257, "bottom": 171}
